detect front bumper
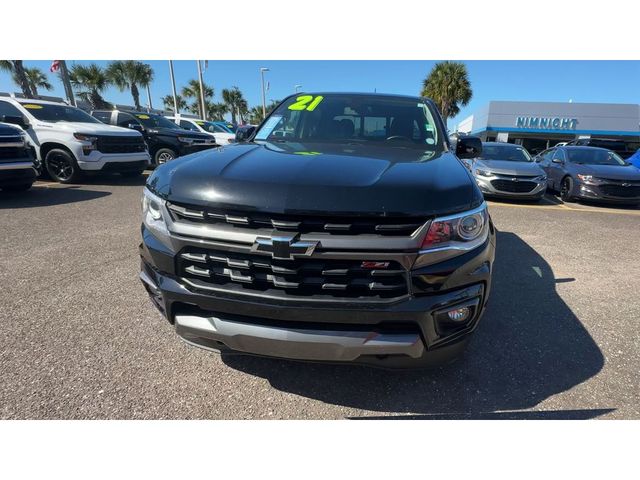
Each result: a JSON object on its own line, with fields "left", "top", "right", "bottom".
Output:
{"left": 475, "top": 174, "right": 546, "bottom": 199}
{"left": 0, "top": 161, "right": 37, "bottom": 187}
{"left": 76, "top": 151, "right": 150, "bottom": 171}
{"left": 139, "top": 222, "right": 496, "bottom": 368}
{"left": 178, "top": 143, "right": 217, "bottom": 157}
{"left": 575, "top": 182, "right": 640, "bottom": 204}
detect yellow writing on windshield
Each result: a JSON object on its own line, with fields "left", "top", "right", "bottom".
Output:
{"left": 288, "top": 95, "right": 324, "bottom": 112}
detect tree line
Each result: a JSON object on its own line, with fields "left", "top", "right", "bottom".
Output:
{"left": 0, "top": 61, "right": 276, "bottom": 125}
{"left": 1, "top": 60, "right": 473, "bottom": 127}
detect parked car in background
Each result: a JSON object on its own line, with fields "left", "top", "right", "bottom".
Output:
{"left": 166, "top": 116, "right": 236, "bottom": 145}
{"left": 0, "top": 94, "right": 149, "bottom": 183}
{"left": 212, "top": 121, "right": 236, "bottom": 133}
{"left": 0, "top": 122, "right": 37, "bottom": 191}
{"left": 211, "top": 121, "right": 236, "bottom": 133}
{"left": 91, "top": 109, "right": 216, "bottom": 167}
{"left": 464, "top": 142, "right": 547, "bottom": 201}
{"left": 140, "top": 92, "right": 495, "bottom": 368}
{"left": 535, "top": 146, "right": 640, "bottom": 204}
{"left": 566, "top": 138, "right": 633, "bottom": 159}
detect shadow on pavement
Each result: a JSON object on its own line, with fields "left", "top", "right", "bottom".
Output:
{"left": 71, "top": 174, "right": 148, "bottom": 187}
{"left": 222, "top": 231, "right": 607, "bottom": 419}
{"left": 0, "top": 186, "right": 111, "bottom": 209}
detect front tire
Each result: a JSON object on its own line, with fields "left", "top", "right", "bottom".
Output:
{"left": 560, "top": 176, "right": 576, "bottom": 202}
{"left": 45, "top": 149, "right": 83, "bottom": 184}
{"left": 154, "top": 148, "right": 176, "bottom": 166}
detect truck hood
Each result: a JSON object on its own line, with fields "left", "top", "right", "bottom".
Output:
{"left": 147, "top": 141, "right": 482, "bottom": 217}
{"left": 475, "top": 159, "right": 545, "bottom": 176}
{"left": 35, "top": 121, "right": 142, "bottom": 137}
{"left": 572, "top": 163, "right": 640, "bottom": 181}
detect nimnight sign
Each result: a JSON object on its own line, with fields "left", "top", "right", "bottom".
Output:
{"left": 516, "top": 116, "right": 578, "bottom": 130}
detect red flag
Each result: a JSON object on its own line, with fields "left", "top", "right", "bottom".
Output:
{"left": 50, "top": 60, "right": 60, "bottom": 73}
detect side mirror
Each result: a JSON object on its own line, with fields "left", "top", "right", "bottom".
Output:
{"left": 551, "top": 158, "right": 564, "bottom": 164}
{"left": 235, "top": 126, "right": 256, "bottom": 143}
{"left": 128, "top": 123, "right": 144, "bottom": 132}
{"left": 455, "top": 136, "right": 482, "bottom": 159}
{"left": 2, "top": 115, "right": 30, "bottom": 130}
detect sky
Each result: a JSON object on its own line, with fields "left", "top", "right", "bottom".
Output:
{"left": 1, "top": 60, "right": 638, "bottom": 128}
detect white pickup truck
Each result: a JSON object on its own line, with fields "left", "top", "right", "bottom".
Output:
{"left": 0, "top": 94, "right": 150, "bottom": 183}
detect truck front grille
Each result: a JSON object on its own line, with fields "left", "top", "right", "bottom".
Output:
{"left": 491, "top": 179, "right": 537, "bottom": 193}
{"left": 167, "top": 202, "right": 425, "bottom": 237}
{"left": 96, "top": 136, "right": 147, "bottom": 154}
{"left": 177, "top": 247, "right": 409, "bottom": 299}
{"left": 0, "top": 146, "right": 29, "bottom": 161}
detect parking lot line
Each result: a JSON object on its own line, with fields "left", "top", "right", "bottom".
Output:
{"left": 487, "top": 200, "right": 640, "bottom": 216}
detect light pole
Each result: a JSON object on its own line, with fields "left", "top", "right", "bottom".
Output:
{"left": 260, "top": 67, "right": 269, "bottom": 119}
{"left": 197, "top": 60, "right": 207, "bottom": 121}
{"left": 294, "top": 84, "right": 302, "bottom": 93}
{"left": 146, "top": 84, "right": 153, "bottom": 112}
{"left": 168, "top": 60, "right": 179, "bottom": 115}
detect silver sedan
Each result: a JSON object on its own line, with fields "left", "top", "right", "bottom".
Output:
{"left": 463, "top": 142, "right": 547, "bottom": 201}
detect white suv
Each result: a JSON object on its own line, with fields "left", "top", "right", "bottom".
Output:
{"left": 0, "top": 94, "right": 150, "bottom": 183}
{"left": 166, "top": 116, "right": 236, "bottom": 145}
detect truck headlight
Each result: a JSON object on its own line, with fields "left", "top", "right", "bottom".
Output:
{"left": 142, "top": 188, "right": 170, "bottom": 244}
{"left": 73, "top": 132, "right": 98, "bottom": 154}
{"left": 177, "top": 136, "right": 194, "bottom": 144}
{"left": 418, "top": 203, "right": 490, "bottom": 261}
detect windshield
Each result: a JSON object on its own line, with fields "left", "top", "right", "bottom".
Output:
{"left": 254, "top": 94, "right": 443, "bottom": 150}
{"left": 480, "top": 144, "right": 532, "bottom": 162}
{"left": 20, "top": 102, "right": 100, "bottom": 123}
{"left": 135, "top": 113, "right": 182, "bottom": 130}
{"left": 567, "top": 148, "right": 626, "bottom": 166}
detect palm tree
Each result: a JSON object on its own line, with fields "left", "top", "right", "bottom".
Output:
{"left": 24, "top": 67, "right": 52, "bottom": 95}
{"left": 181, "top": 79, "right": 214, "bottom": 118}
{"left": 208, "top": 102, "right": 229, "bottom": 121}
{"left": 161, "top": 94, "right": 188, "bottom": 112}
{"left": 0, "top": 60, "right": 35, "bottom": 97}
{"left": 221, "top": 87, "right": 248, "bottom": 124}
{"left": 68, "top": 63, "right": 112, "bottom": 109}
{"left": 106, "top": 60, "right": 154, "bottom": 110}
{"left": 421, "top": 61, "right": 472, "bottom": 125}
{"left": 248, "top": 106, "right": 264, "bottom": 125}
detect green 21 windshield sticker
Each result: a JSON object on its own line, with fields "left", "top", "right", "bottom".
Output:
{"left": 288, "top": 95, "right": 324, "bottom": 111}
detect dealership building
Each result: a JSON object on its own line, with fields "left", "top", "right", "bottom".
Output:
{"left": 455, "top": 101, "right": 640, "bottom": 153}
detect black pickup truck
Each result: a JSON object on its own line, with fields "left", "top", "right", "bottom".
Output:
{"left": 91, "top": 109, "right": 216, "bottom": 167}
{"left": 0, "top": 122, "right": 37, "bottom": 192}
{"left": 139, "top": 92, "right": 496, "bottom": 368}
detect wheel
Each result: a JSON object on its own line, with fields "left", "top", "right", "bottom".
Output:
{"left": 154, "top": 148, "right": 176, "bottom": 166}
{"left": 120, "top": 169, "right": 145, "bottom": 178}
{"left": 45, "top": 149, "right": 83, "bottom": 184}
{"left": 2, "top": 183, "right": 33, "bottom": 192}
{"left": 560, "top": 176, "right": 576, "bottom": 202}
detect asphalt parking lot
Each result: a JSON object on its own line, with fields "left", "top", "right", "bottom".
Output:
{"left": 1, "top": 175, "right": 639, "bottom": 419}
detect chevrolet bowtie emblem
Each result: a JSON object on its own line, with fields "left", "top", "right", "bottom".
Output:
{"left": 253, "top": 234, "right": 318, "bottom": 260}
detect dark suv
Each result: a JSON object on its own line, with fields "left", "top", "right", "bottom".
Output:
{"left": 0, "top": 122, "right": 37, "bottom": 192}
{"left": 91, "top": 109, "right": 216, "bottom": 167}
{"left": 139, "top": 93, "right": 496, "bottom": 368}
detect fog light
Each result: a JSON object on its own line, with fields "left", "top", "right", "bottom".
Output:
{"left": 447, "top": 307, "right": 471, "bottom": 322}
